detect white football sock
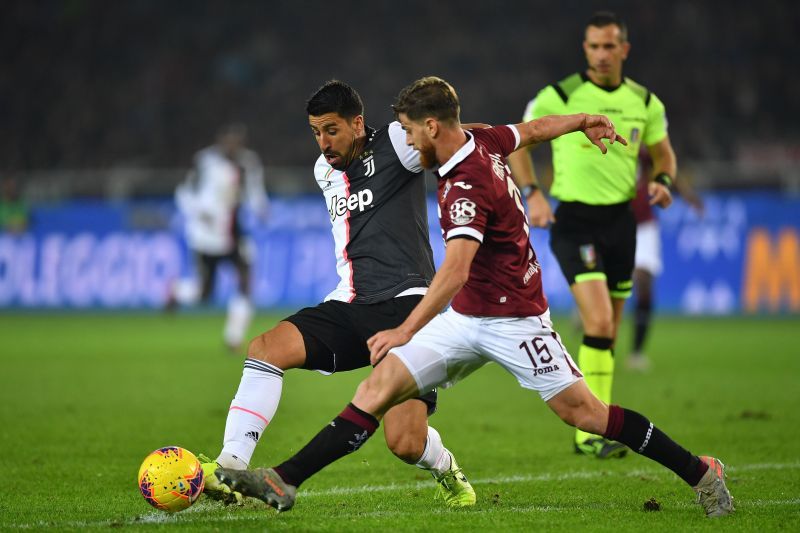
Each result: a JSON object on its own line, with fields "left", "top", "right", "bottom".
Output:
{"left": 218, "top": 358, "right": 283, "bottom": 468}
{"left": 216, "top": 452, "right": 248, "bottom": 470}
{"left": 172, "top": 278, "right": 200, "bottom": 305}
{"left": 415, "top": 426, "right": 452, "bottom": 475}
{"left": 224, "top": 294, "right": 254, "bottom": 349}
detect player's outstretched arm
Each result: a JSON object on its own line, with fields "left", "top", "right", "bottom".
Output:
{"left": 367, "top": 238, "right": 480, "bottom": 364}
{"left": 515, "top": 113, "right": 627, "bottom": 153}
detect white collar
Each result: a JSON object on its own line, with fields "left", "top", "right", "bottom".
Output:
{"left": 437, "top": 131, "right": 476, "bottom": 177}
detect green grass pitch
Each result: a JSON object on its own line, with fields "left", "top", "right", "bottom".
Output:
{"left": 0, "top": 312, "right": 798, "bottom": 531}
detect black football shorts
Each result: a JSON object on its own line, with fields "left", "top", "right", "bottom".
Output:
{"left": 549, "top": 200, "right": 637, "bottom": 299}
{"left": 283, "top": 295, "right": 437, "bottom": 415}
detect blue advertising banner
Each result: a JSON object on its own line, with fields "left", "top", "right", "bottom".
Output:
{"left": 0, "top": 192, "right": 797, "bottom": 314}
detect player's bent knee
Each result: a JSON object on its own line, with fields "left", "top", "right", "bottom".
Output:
{"left": 353, "top": 375, "right": 400, "bottom": 417}
{"left": 354, "top": 376, "right": 391, "bottom": 404}
{"left": 246, "top": 326, "right": 305, "bottom": 370}
{"left": 354, "top": 354, "right": 421, "bottom": 418}
{"left": 246, "top": 334, "right": 266, "bottom": 360}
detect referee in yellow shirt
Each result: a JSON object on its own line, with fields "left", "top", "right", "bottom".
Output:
{"left": 508, "top": 11, "right": 676, "bottom": 458}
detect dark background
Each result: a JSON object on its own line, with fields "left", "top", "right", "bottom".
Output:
{"left": 3, "top": 0, "right": 797, "bottom": 186}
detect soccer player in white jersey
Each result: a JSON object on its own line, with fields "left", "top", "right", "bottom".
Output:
{"left": 216, "top": 77, "right": 734, "bottom": 519}
{"left": 171, "top": 123, "right": 268, "bottom": 351}
{"left": 200, "top": 81, "right": 475, "bottom": 508}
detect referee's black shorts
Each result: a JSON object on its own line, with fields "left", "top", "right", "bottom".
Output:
{"left": 549, "top": 200, "right": 636, "bottom": 299}
{"left": 283, "top": 295, "right": 438, "bottom": 415}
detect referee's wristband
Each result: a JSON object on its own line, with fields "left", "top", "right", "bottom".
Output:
{"left": 654, "top": 173, "right": 673, "bottom": 190}
{"left": 520, "top": 184, "right": 539, "bottom": 199}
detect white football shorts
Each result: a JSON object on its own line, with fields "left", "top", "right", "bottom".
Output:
{"left": 635, "top": 220, "right": 663, "bottom": 276}
{"left": 391, "top": 308, "right": 583, "bottom": 402}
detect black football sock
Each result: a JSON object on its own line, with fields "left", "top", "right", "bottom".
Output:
{"left": 604, "top": 405, "right": 708, "bottom": 486}
{"left": 633, "top": 298, "right": 652, "bottom": 353}
{"left": 274, "top": 403, "right": 379, "bottom": 487}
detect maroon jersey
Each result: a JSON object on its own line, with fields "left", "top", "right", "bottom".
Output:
{"left": 631, "top": 148, "right": 655, "bottom": 224}
{"left": 436, "top": 125, "right": 548, "bottom": 317}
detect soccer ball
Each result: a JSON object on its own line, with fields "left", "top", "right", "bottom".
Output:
{"left": 137, "top": 446, "right": 205, "bottom": 512}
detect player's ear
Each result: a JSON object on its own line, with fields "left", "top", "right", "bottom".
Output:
{"left": 621, "top": 41, "right": 631, "bottom": 60}
{"left": 351, "top": 115, "right": 365, "bottom": 134}
{"left": 425, "top": 117, "right": 438, "bottom": 139}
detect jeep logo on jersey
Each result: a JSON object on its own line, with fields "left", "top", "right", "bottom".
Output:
{"left": 363, "top": 155, "right": 375, "bottom": 177}
{"left": 328, "top": 188, "right": 374, "bottom": 220}
{"left": 449, "top": 198, "right": 477, "bottom": 226}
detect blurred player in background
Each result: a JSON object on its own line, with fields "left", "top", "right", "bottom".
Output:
{"left": 628, "top": 149, "right": 704, "bottom": 370}
{"left": 200, "top": 81, "right": 475, "bottom": 508}
{"left": 170, "top": 123, "right": 269, "bottom": 352}
{"left": 0, "top": 177, "right": 29, "bottom": 234}
{"left": 508, "top": 11, "right": 676, "bottom": 458}
{"left": 216, "top": 77, "right": 733, "bottom": 519}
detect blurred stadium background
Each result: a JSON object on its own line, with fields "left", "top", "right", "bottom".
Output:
{"left": 2, "top": 1, "right": 799, "bottom": 529}
{"left": 1, "top": 0, "right": 798, "bottom": 314}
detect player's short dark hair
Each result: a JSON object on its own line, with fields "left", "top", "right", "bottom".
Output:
{"left": 587, "top": 11, "right": 628, "bottom": 42}
{"left": 306, "top": 80, "right": 364, "bottom": 119}
{"left": 391, "top": 76, "right": 460, "bottom": 124}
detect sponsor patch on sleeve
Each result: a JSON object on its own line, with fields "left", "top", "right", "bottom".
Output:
{"left": 449, "top": 198, "right": 477, "bottom": 226}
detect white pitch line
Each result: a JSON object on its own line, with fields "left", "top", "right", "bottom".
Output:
{"left": 299, "top": 461, "right": 800, "bottom": 498}
{"left": 9, "top": 497, "right": 800, "bottom": 530}
{"left": 4, "top": 462, "right": 798, "bottom": 529}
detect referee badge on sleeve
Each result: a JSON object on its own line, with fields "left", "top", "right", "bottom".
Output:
{"left": 579, "top": 244, "right": 597, "bottom": 269}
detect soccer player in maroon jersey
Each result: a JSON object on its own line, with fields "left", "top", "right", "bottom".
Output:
{"left": 216, "top": 77, "right": 733, "bottom": 518}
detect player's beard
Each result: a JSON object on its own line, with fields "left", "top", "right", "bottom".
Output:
{"left": 328, "top": 132, "right": 360, "bottom": 171}
{"left": 418, "top": 141, "right": 437, "bottom": 169}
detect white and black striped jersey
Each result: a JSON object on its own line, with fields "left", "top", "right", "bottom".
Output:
{"left": 176, "top": 145, "right": 268, "bottom": 255}
{"left": 315, "top": 121, "right": 434, "bottom": 304}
